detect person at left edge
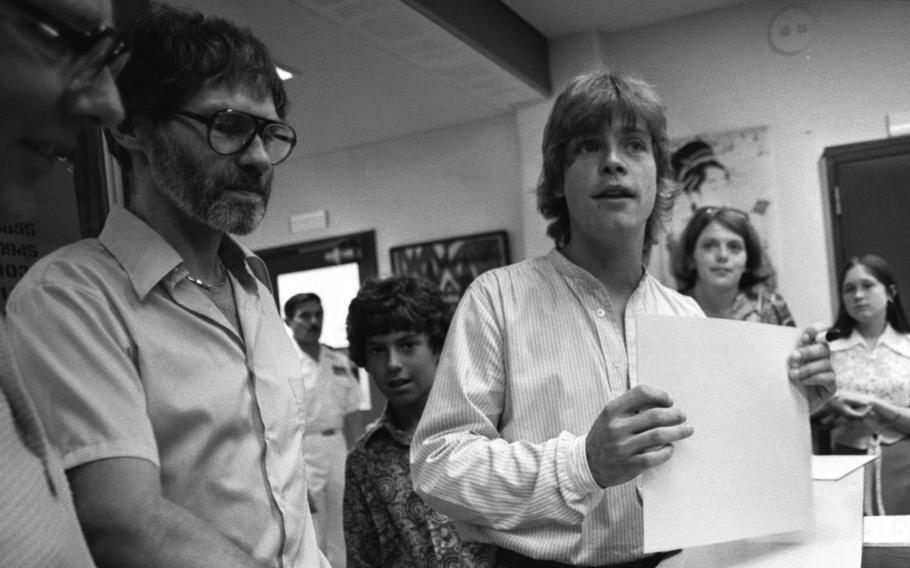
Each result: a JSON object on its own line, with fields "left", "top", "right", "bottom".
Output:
{"left": 6, "top": 4, "right": 329, "bottom": 567}
{"left": 1, "top": 0, "right": 124, "bottom": 565}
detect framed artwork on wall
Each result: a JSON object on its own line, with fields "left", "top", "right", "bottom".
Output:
{"left": 390, "top": 230, "right": 510, "bottom": 306}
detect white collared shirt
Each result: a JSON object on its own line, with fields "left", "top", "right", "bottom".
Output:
{"left": 7, "top": 207, "right": 328, "bottom": 568}
{"left": 831, "top": 325, "right": 910, "bottom": 447}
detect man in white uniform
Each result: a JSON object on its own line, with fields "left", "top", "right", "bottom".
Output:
{"left": 286, "top": 292, "right": 364, "bottom": 568}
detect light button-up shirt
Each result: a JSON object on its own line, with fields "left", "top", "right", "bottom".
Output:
{"left": 7, "top": 207, "right": 327, "bottom": 567}
{"left": 411, "top": 249, "right": 703, "bottom": 565}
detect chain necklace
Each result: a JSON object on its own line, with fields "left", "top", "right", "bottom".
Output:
{"left": 185, "top": 259, "right": 227, "bottom": 291}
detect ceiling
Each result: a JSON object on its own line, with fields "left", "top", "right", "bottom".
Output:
{"left": 171, "top": 0, "right": 754, "bottom": 160}
{"left": 501, "top": 0, "right": 753, "bottom": 36}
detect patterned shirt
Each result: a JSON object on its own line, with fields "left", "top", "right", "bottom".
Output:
{"left": 411, "top": 249, "right": 704, "bottom": 565}
{"left": 684, "top": 283, "right": 796, "bottom": 326}
{"left": 831, "top": 325, "right": 910, "bottom": 448}
{"left": 344, "top": 410, "right": 497, "bottom": 568}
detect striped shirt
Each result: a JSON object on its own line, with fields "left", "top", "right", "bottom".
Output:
{"left": 0, "top": 322, "right": 96, "bottom": 568}
{"left": 411, "top": 249, "right": 703, "bottom": 565}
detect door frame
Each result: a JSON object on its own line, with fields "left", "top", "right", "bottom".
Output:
{"left": 255, "top": 230, "right": 378, "bottom": 314}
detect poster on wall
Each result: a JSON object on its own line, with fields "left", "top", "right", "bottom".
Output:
{"left": 390, "top": 230, "right": 510, "bottom": 306}
{"left": 648, "top": 125, "right": 776, "bottom": 289}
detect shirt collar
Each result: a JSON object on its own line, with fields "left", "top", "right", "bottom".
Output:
{"left": 99, "top": 208, "right": 183, "bottom": 300}
{"left": 833, "top": 324, "right": 910, "bottom": 357}
{"left": 99, "top": 207, "right": 262, "bottom": 300}
{"left": 547, "top": 247, "right": 649, "bottom": 283}
{"left": 362, "top": 406, "right": 412, "bottom": 447}
{"left": 831, "top": 329, "right": 864, "bottom": 352}
{"left": 218, "top": 236, "right": 260, "bottom": 291}
{"left": 880, "top": 324, "right": 910, "bottom": 357}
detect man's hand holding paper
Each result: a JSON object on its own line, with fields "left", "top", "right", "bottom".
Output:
{"left": 585, "top": 385, "right": 694, "bottom": 488}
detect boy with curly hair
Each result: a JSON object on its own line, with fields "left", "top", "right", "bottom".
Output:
{"left": 343, "top": 276, "right": 495, "bottom": 567}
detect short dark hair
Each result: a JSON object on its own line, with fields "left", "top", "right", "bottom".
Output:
{"left": 536, "top": 71, "right": 676, "bottom": 248}
{"left": 283, "top": 293, "right": 321, "bottom": 320}
{"left": 108, "top": 3, "right": 287, "bottom": 169}
{"left": 672, "top": 206, "right": 772, "bottom": 291}
{"left": 346, "top": 276, "right": 452, "bottom": 368}
{"left": 833, "top": 254, "right": 910, "bottom": 336}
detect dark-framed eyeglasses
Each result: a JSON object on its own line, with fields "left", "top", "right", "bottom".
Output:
{"left": 6, "top": 0, "right": 130, "bottom": 90}
{"left": 175, "top": 109, "right": 298, "bottom": 165}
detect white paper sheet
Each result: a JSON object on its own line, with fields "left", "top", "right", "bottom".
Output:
{"left": 637, "top": 314, "right": 812, "bottom": 552}
{"left": 811, "top": 454, "right": 876, "bottom": 481}
{"left": 864, "top": 515, "right": 910, "bottom": 546}
{"left": 660, "top": 456, "right": 866, "bottom": 567}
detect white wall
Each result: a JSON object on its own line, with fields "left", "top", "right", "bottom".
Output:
{"left": 238, "top": 114, "right": 525, "bottom": 277}
{"left": 593, "top": 0, "right": 910, "bottom": 324}
{"left": 243, "top": 0, "right": 910, "bottom": 327}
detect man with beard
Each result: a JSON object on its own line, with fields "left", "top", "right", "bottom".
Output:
{"left": 284, "top": 293, "right": 363, "bottom": 567}
{"left": 6, "top": 5, "right": 328, "bottom": 568}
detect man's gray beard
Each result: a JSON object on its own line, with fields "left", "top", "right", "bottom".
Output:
{"left": 147, "top": 131, "right": 271, "bottom": 235}
{"left": 208, "top": 197, "right": 267, "bottom": 235}
{"left": 152, "top": 175, "right": 268, "bottom": 236}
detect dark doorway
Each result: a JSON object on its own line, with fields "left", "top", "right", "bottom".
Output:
{"left": 822, "top": 135, "right": 910, "bottom": 309}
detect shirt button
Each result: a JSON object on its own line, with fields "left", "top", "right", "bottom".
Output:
{"left": 264, "top": 430, "right": 274, "bottom": 442}
{"left": 595, "top": 308, "right": 606, "bottom": 317}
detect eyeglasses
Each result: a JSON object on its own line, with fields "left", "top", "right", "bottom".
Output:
{"left": 175, "top": 109, "right": 298, "bottom": 165}
{"left": 6, "top": 0, "right": 130, "bottom": 90}
{"left": 696, "top": 206, "right": 750, "bottom": 221}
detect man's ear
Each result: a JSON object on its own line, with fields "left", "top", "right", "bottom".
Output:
{"left": 107, "top": 121, "right": 145, "bottom": 152}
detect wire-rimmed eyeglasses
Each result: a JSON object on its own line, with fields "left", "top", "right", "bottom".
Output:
{"left": 6, "top": 0, "right": 130, "bottom": 90}
{"left": 175, "top": 109, "right": 298, "bottom": 166}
